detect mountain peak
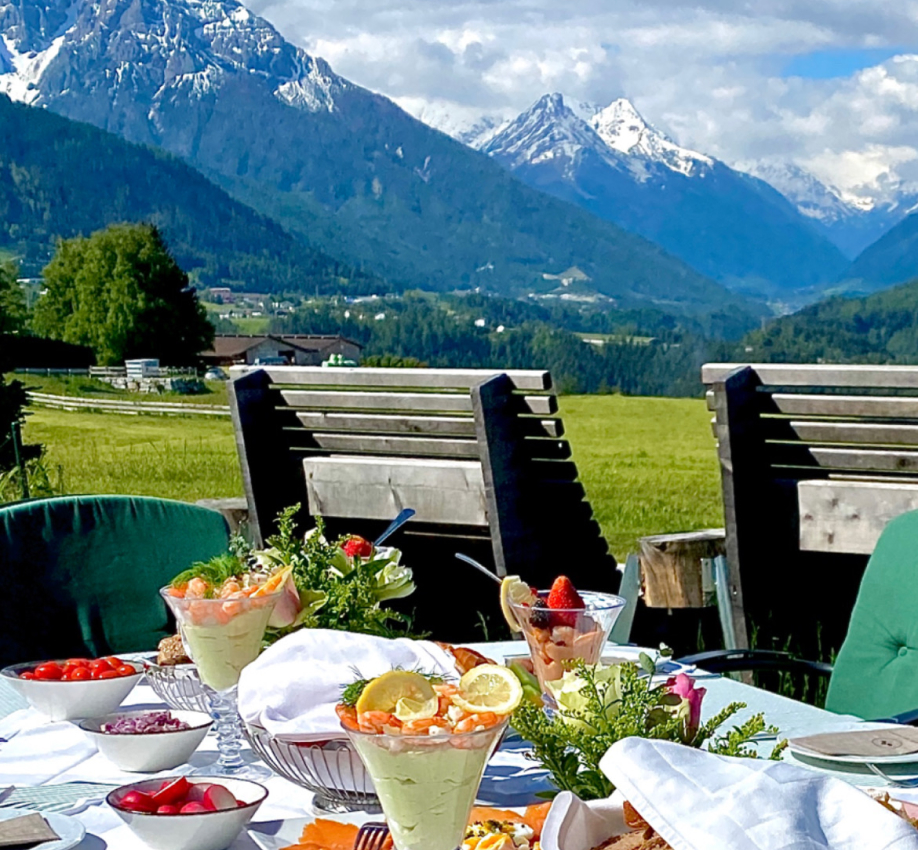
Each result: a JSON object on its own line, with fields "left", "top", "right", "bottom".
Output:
{"left": 589, "top": 97, "right": 711, "bottom": 176}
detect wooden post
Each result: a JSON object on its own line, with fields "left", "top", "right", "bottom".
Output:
{"left": 710, "top": 366, "right": 760, "bottom": 650}
{"left": 639, "top": 529, "right": 726, "bottom": 608}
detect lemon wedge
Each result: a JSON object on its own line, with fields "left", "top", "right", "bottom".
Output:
{"left": 394, "top": 695, "right": 439, "bottom": 722}
{"left": 355, "top": 670, "right": 437, "bottom": 716}
{"left": 500, "top": 576, "right": 536, "bottom": 634}
{"left": 453, "top": 664, "right": 523, "bottom": 716}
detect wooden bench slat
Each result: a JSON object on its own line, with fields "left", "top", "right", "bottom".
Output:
{"left": 763, "top": 419, "right": 918, "bottom": 447}
{"left": 232, "top": 365, "right": 552, "bottom": 391}
{"left": 704, "top": 363, "right": 918, "bottom": 389}
{"left": 769, "top": 444, "right": 918, "bottom": 474}
{"left": 279, "top": 390, "right": 557, "bottom": 416}
{"left": 292, "top": 433, "right": 480, "bottom": 459}
{"left": 291, "top": 411, "right": 564, "bottom": 438}
{"left": 760, "top": 393, "right": 918, "bottom": 418}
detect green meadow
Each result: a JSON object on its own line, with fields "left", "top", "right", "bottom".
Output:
{"left": 19, "top": 394, "right": 723, "bottom": 558}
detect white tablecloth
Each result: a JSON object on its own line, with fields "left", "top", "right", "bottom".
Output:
{"left": 0, "top": 642, "right": 907, "bottom": 849}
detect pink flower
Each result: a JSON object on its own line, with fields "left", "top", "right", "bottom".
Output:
{"left": 665, "top": 673, "right": 706, "bottom": 741}
{"left": 267, "top": 567, "right": 302, "bottom": 629}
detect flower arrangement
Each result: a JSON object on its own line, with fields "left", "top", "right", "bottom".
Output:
{"left": 511, "top": 656, "right": 786, "bottom": 800}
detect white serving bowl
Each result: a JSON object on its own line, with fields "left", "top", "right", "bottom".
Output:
{"left": 0, "top": 661, "right": 144, "bottom": 721}
{"left": 107, "top": 776, "right": 268, "bottom": 850}
{"left": 80, "top": 710, "right": 213, "bottom": 772}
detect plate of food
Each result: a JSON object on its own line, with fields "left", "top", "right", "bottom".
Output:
{"left": 787, "top": 727, "right": 918, "bottom": 765}
{"left": 0, "top": 809, "right": 86, "bottom": 850}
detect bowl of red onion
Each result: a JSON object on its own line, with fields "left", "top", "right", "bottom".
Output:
{"left": 79, "top": 709, "right": 213, "bottom": 772}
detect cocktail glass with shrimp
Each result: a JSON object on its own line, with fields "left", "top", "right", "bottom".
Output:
{"left": 337, "top": 667, "right": 521, "bottom": 850}
{"left": 160, "top": 573, "right": 285, "bottom": 779}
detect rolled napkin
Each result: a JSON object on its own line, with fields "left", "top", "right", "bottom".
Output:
{"left": 592, "top": 737, "right": 918, "bottom": 850}
{"left": 237, "top": 630, "right": 458, "bottom": 739}
{"left": 0, "top": 813, "right": 59, "bottom": 848}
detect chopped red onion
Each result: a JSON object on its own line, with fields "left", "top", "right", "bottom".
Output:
{"left": 102, "top": 711, "right": 191, "bottom": 734}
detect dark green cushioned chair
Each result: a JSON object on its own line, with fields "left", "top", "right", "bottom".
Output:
{"left": 0, "top": 495, "right": 230, "bottom": 667}
{"left": 679, "top": 508, "right": 918, "bottom": 722}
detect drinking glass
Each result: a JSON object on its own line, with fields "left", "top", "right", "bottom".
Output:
{"left": 160, "top": 587, "right": 281, "bottom": 779}
{"left": 344, "top": 720, "right": 508, "bottom": 850}
{"left": 510, "top": 591, "right": 625, "bottom": 698}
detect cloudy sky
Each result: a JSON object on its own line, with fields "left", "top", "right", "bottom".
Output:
{"left": 248, "top": 0, "right": 918, "bottom": 203}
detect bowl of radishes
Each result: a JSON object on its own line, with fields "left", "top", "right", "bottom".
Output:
{"left": 107, "top": 776, "right": 268, "bottom": 850}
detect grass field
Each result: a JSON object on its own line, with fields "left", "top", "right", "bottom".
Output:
{"left": 10, "top": 373, "right": 230, "bottom": 405}
{"left": 17, "top": 394, "right": 723, "bottom": 557}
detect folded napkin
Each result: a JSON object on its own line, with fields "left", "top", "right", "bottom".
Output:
{"left": 0, "top": 813, "right": 59, "bottom": 848}
{"left": 595, "top": 737, "right": 918, "bottom": 850}
{"left": 237, "top": 630, "right": 458, "bottom": 739}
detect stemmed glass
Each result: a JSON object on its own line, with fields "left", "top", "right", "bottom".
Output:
{"left": 160, "top": 587, "right": 281, "bottom": 779}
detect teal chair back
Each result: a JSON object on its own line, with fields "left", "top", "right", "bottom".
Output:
{"left": 827, "top": 509, "right": 918, "bottom": 718}
{"left": 0, "top": 495, "right": 230, "bottom": 666}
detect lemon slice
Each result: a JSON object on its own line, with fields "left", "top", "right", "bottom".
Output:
{"left": 454, "top": 664, "right": 523, "bottom": 715}
{"left": 355, "top": 670, "right": 437, "bottom": 716}
{"left": 394, "top": 695, "right": 439, "bottom": 722}
{"left": 500, "top": 576, "right": 536, "bottom": 634}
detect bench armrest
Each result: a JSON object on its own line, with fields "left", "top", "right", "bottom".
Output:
{"left": 676, "top": 649, "right": 833, "bottom": 677}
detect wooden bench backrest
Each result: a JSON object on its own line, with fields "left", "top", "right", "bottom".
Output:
{"left": 228, "top": 366, "right": 613, "bottom": 585}
{"left": 703, "top": 363, "right": 918, "bottom": 652}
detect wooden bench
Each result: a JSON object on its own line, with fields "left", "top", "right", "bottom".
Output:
{"left": 228, "top": 366, "right": 617, "bottom": 640}
{"left": 704, "top": 363, "right": 918, "bottom": 654}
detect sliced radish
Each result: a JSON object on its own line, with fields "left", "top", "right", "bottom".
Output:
{"left": 151, "top": 777, "right": 191, "bottom": 807}
{"left": 202, "top": 784, "right": 238, "bottom": 812}
{"left": 119, "top": 791, "right": 156, "bottom": 813}
{"left": 156, "top": 804, "right": 180, "bottom": 814}
{"left": 179, "top": 802, "right": 209, "bottom": 814}
{"left": 185, "top": 783, "right": 214, "bottom": 803}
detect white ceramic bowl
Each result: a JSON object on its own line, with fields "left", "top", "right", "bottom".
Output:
{"left": 107, "top": 776, "right": 268, "bottom": 850}
{"left": 80, "top": 710, "right": 213, "bottom": 772}
{"left": 0, "top": 661, "right": 144, "bottom": 721}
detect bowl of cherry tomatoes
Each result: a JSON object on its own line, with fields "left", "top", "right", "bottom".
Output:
{"left": 0, "top": 655, "right": 144, "bottom": 721}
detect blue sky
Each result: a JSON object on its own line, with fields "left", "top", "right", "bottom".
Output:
{"left": 782, "top": 48, "right": 911, "bottom": 79}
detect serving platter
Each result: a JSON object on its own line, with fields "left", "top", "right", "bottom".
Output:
{"left": 0, "top": 809, "right": 86, "bottom": 850}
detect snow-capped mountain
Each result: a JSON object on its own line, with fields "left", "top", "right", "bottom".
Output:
{"left": 473, "top": 93, "right": 849, "bottom": 297}
{"left": 738, "top": 161, "right": 917, "bottom": 257}
{"left": 0, "top": 0, "right": 747, "bottom": 316}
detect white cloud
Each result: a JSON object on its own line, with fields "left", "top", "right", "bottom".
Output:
{"left": 247, "top": 0, "right": 918, "bottom": 199}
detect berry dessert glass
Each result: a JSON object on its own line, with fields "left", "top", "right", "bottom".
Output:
{"left": 344, "top": 722, "right": 509, "bottom": 850}
{"left": 160, "top": 588, "right": 282, "bottom": 780}
{"left": 509, "top": 590, "right": 625, "bottom": 697}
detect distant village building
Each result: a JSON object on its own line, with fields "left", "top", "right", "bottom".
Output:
{"left": 200, "top": 334, "right": 363, "bottom": 367}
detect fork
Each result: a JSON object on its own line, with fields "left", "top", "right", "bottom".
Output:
{"left": 866, "top": 762, "right": 918, "bottom": 787}
{"left": 355, "top": 822, "right": 390, "bottom": 850}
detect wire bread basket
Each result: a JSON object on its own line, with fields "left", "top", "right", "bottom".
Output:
{"left": 243, "top": 723, "right": 380, "bottom": 813}
{"left": 144, "top": 662, "right": 212, "bottom": 715}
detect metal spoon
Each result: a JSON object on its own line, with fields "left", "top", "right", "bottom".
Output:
{"left": 455, "top": 553, "right": 502, "bottom": 585}
{"left": 866, "top": 762, "right": 918, "bottom": 787}
{"left": 373, "top": 508, "right": 416, "bottom": 547}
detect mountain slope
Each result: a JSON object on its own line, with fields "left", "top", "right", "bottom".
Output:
{"left": 476, "top": 94, "right": 848, "bottom": 302}
{"left": 0, "top": 0, "right": 757, "bottom": 317}
{"left": 740, "top": 161, "right": 917, "bottom": 258}
{"left": 742, "top": 275, "right": 918, "bottom": 364}
{"left": 0, "top": 93, "right": 374, "bottom": 291}
{"left": 842, "top": 212, "right": 918, "bottom": 291}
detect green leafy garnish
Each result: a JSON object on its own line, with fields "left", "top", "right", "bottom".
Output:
{"left": 170, "top": 551, "right": 246, "bottom": 596}
{"left": 512, "top": 660, "right": 785, "bottom": 800}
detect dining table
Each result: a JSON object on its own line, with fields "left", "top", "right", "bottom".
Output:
{"left": 0, "top": 640, "right": 913, "bottom": 849}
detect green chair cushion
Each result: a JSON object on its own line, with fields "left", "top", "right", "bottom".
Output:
{"left": 0, "top": 495, "right": 230, "bottom": 666}
{"left": 826, "top": 509, "right": 918, "bottom": 719}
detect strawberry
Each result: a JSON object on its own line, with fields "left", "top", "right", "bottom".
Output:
{"left": 341, "top": 536, "right": 374, "bottom": 559}
{"left": 547, "top": 576, "right": 585, "bottom": 627}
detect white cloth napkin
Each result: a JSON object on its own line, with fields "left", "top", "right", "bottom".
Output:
{"left": 237, "top": 630, "right": 458, "bottom": 739}
{"left": 597, "top": 737, "right": 918, "bottom": 850}
{"left": 0, "top": 719, "right": 97, "bottom": 785}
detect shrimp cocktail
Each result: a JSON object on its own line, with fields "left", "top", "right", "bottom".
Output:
{"left": 337, "top": 665, "right": 522, "bottom": 850}
{"left": 161, "top": 567, "right": 293, "bottom": 778}
{"left": 501, "top": 575, "right": 625, "bottom": 698}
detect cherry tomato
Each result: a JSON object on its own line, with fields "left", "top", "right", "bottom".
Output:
{"left": 116, "top": 664, "right": 137, "bottom": 678}
{"left": 60, "top": 673, "right": 70, "bottom": 681}
{"left": 103, "top": 656, "right": 123, "bottom": 668}
{"left": 68, "top": 667, "right": 91, "bottom": 681}
{"left": 19, "top": 671, "right": 36, "bottom": 680}
{"left": 34, "top": 662, "right": 63, "bottom": 680}
{"left": 98, "top": 670, "right": 119, "bottom": 679}
{"left": 89, "top": 659, "right": 113, "bottom": 672}
{"left": 63, "top": 658, "right": 91, "bottom": 669}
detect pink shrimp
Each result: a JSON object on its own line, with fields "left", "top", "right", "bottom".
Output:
{"left": 185, "top": 577, "right": 209, "bottom": 599}
{"left": 402, "top": 717, "right": 450, "bottom": 735}
{"left": 358, "top": 711, "right": 400, "bottom": 733}
{"left": 455, "top": 712, "right": 501, "bottom": 733}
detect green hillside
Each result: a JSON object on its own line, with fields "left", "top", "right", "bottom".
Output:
{"left": 743, "top": 275, "right": 918, "bottom": 362}
{"left": 843, "top": 211, "right": 918, "bottom": 291}
{"left": 0, "top": 94, "right": 379, "bottom": 294}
